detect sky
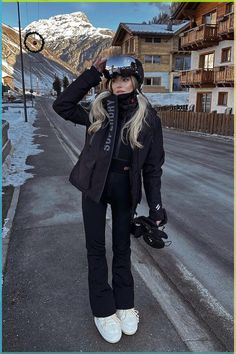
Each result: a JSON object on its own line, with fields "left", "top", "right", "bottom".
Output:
{"left": 2, "top": 2, "right": 170, "bottom": 31}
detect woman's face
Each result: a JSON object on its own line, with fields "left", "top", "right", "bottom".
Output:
{"left": 111, "top": 76, "right": 134, "bottom": 95}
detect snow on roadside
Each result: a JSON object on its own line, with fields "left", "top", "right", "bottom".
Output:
{"left": 2, "top": 104, "right": 44, "bottom": 187}
{"left": 2, "top": 218, "right": 10, "bottom": 239}
{"left": 144, "top": 92, "right": 189, "bottom": 107}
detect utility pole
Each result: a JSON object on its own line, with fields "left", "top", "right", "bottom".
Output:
{"left": 17, "top": 1, "right": 28, "bottom": 122}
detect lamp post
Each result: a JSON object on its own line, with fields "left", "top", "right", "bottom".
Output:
{"left": 17, "top": 1, "right": 28, "bottom": 122}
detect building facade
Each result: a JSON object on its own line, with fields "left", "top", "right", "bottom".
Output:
{"left": 172, "top": 2, "right": 234, "bottom": 113}
{"left": 111, "top": 22, "right": 191, "bottom": 97}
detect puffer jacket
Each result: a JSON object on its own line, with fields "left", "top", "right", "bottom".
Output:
{"left": 52, "top": 66, "right": 165, "bottom": 221}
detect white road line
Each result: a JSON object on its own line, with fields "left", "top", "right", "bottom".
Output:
{"left": 131, "top": 243, "right": 224, "bottom": 352}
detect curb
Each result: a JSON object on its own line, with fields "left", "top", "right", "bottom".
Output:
{"left": 2, "top": 187, "right": 21, "bottom": 274}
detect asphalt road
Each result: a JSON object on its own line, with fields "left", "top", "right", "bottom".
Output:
{"left": 159, "top": 129, "right": 233, "bottom": 314}
{"left": 3, "top": 97, "right": 232, "bottom": 351}
{"left": 42, "top": 97, "right": 233, "bottom": 348}
{"left": 4, "top": 100, "right": 219, "bottom": 352}
{"left": 46, "top": 97, "right": 233, "bottom": 315}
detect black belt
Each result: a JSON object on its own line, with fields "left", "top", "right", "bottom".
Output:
{"left": 109, "top": 158, "right": 130, "bottom": 174}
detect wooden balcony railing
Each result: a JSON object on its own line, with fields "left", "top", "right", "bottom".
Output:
{"left": 180, "top": 68, "right": 215, "bottom": 87}
{"left": 214, "top": 65, "right": 234, "bottom": 86}
{"left": 218, "top": 13, "right": 234, "bottom": 37}
{"left": 180, "top": 24, "right": 218, "bottom": 49}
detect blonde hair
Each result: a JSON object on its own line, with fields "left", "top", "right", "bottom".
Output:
{"left": 88, "top": 76, "right": 149, "bottom": 149}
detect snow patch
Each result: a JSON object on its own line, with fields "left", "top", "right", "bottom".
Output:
{"left": 2, "top": 218, "right": 10, "bottom": 239}
{"left": 2, "top": 104, "right": 44, "bottom": 187}
{"left": 144, "top": 92, "right": 189, "bottom": 106}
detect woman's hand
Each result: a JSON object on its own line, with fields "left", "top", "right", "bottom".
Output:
{"left": 93, "top": 57, "right": 107, "bottom": 73}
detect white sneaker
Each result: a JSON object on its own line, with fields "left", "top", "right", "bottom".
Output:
{"left": 94, "top": 314, "right": 122, "bottom": 343}
{"left": 116, "top": 308, "right": 139, "bottom": 335}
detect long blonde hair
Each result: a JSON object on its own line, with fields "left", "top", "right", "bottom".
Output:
{"left": 88, "top": 76, "right": 149, "bottom": 149}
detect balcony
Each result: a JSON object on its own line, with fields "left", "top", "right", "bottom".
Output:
{"left": 218, "top": 13, "right": 234, "bottom": 39}
{"left": 214, "top": 65, "right": 234, "bottom": 86}
{"left": 180, "top": 68, "right": 215, "bottom": 87}
{"left": 180, "top": 24, "right": 218, "bottom": 50}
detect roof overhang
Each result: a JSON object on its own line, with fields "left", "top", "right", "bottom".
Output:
{"left": 112, "top": 23, "right": 133, "bottom": 46}
{"left": 171, "top": 2, "right": 199, "bottom": 20}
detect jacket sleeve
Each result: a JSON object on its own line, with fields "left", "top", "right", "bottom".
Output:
{"left": 52, "top": 66, "right": 102, "bottom": 126}
{"left": 142, "top": 114, "right": 165, "bottom": 221}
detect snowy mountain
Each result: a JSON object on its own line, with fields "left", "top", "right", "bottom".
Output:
{"left": 2, "top": 23, "right": 77, "bottom": 94}
{"left": 23, "top": 12, "right": 114, "bottom": 71}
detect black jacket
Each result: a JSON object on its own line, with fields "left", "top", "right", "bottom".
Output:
{"left": 52, "top": 67, "right": 165, "bottom": 221}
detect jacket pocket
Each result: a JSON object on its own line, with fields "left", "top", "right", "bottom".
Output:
{"left": 78, "top": 159, "right": 96, "bottom": 190}
{"left": 69, "top": 157, "right": 96, "bottom": 191}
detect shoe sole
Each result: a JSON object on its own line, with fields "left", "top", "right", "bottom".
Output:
{"left": 122, "top": 329, "right": 137, "bottom": 335}
{"left": 94, "top": 320, "right": 122, "bottom": 343}
{"left": 121, "top": 325, "right": 138, "bottom": 335}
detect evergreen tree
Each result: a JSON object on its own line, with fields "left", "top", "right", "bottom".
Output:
{"left": 53, "top": 76, "right": 61, "bottom": 97}
{"left": 148, "top": 12, "right": 169, "bottom": 24}
{"left": 146, "top": 4, "right": 185, "bottom": 25}
{"left": 62, "top": 76, "right": 69, "bottom": 90}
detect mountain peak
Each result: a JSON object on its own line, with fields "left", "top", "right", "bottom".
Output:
{"left": 48, "top": 11, "right": 90, "bottom": 24}
{"left": 23, "top": 11, "right": 114, "bottom": 72}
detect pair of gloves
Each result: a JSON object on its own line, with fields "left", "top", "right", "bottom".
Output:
{"left": 130, "top": 209, "right": 171, "bottom": 249}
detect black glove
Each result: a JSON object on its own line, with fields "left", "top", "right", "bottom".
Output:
{"left": 130, "top": 211, "right": 171, "bottom": 249}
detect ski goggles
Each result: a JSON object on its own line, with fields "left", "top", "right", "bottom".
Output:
{"left": 104, "top": 55, "right": 139, "bottom": 78}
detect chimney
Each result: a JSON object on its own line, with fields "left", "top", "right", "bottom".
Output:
{"left": 167, "top": 21, "right": 173, "bottom": 31}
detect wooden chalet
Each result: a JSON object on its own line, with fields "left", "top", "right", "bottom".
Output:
{"left": 171, "top": 2, "right": 234, "bottom": 113}
{"left": 111, "top": 22, "right": 191, "bottom": 94}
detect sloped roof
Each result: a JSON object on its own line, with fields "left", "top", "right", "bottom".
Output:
{"left": 123, "top": 22, "right": 189, "bottom": 34}
{"left": 112, "top": 21, "right": 189, "bottom": 45}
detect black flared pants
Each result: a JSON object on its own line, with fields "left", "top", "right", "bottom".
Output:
{"left": 82, "top": 171, "right": 134, "bottom": 317}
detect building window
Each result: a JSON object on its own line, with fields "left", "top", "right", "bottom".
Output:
{"left": 144, "top": 55, "right": 161, "bottom": 64}
{"left": 144, "top": 78, "right": 152, "bottom": 85}
{"left": 225, "top": 2, "right": 234, "bottom": 14}
{"left": 145, "top": 37, "right": 161, "bottom": 43}
{"left": 175, "top": 56, "right": 191, "bottom": 70}
{"left": 152, "top": 77, "right": 161, "bottom": 85}
{"left": 218, "top": 92, "right": 228, "bottom": 106}
{"left": 202, "top": 11, "right": 217, "bottom": 25}
{"left": 173, "top": 77, "right": 182, "bottom": 91}
{"left": 197, "top": 92, "right": 212, "bottom": 112}
{"left": 199, "top": 52, "right": 214, "bottom": 69}
{"left": 153, "top": 55, "right": 161, "bottom": 64}
{"left": 144, "top": 77, "right": 161, "bottom": 86}
{"left": 221, "top": 47, "right": 232, "bottom": 62}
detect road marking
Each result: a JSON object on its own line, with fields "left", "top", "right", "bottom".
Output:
{"left": 39, "top": 102, "right": 81, "bottom": 163}
{"left": 130, "top": 242, "right": 224, "bottom": 352}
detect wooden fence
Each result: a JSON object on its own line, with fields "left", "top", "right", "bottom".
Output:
{"left": 157, "top": 110, "right": 234, "bottom": 136}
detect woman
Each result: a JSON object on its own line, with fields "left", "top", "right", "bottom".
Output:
{"left": 53, "top": 55, "right": 165, "bottom": 344}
